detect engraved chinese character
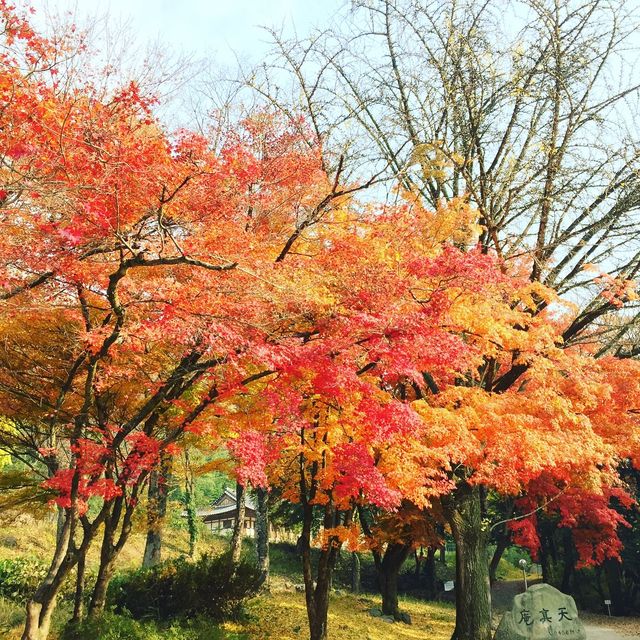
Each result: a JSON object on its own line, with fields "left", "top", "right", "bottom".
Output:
{"left": 518, "top": 609, "right": 534, "bottom": 626}
{"left": 558, "top": 607, "right": 573, "bottom": 621}
{"left": 539, "top": 608, "right": 553, "bottom": 623}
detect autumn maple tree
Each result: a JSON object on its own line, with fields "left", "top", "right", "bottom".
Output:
{"left": 0, "top": 5, "right": 339, "bottom": 639}
{"left": 2, "top": 5, "right": 640, "bottom": 640}
{"left": 222, "top": 191, "right": 640, "bottom": 640}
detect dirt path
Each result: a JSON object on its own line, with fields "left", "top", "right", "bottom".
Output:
{"left": 583, "top": 613, "right": 640, "bottom": 639}
{"left": 584, "top": 623, "right": 639, "bottom": 639}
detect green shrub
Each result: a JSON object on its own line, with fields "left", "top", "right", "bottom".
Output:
{"left": 61, "top": 610, "right": 240, "bottom": 640}
{"left": 61, "top": 611, "right": 149, "bottom": 640}
{"left": 0, "top": 557, "right": 49, "bottom": 603}
{"left": 108, "top": 553, "right": 261, "bottom": 622}
{"left": 0, "top": 556, "right": 93, "bottom": 604}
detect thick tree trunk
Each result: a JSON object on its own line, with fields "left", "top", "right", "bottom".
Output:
{"left": 230, "top": 483, "right": 246, "bottom": 565}
{"left": 142, "top": 456, "right": 170, "bottom": 568}
{"left": 378, "top": 543, "right": 411, "bottom": 618}
{"left": 255, "top": 487, "right": 270, "bottom": 586}
{"left": 23, "top": 598, "right": 57, "bottom": 640}
{"left": 536, "top": 516, "right": 556, "bottom": 584}
{"left": 424, "top": 546, "right": 437, "bottom": 599}
{"left": 444, "top": 483, "right": 492, "bottom": 640}
{"left": 604, "top": 558, "right": 627, "bottom": 616}
{"left": 560, "top": 528, "right": 576, "bottom": 595}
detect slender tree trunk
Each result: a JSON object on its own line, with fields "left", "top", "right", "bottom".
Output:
{"left": 184, "top": 450, "right": 198, "bottom": 558}
{"left": 351, "top": 552, "right": 360, "bottom": 594}
{"left": 489, "top": 527, "right": 511, "bottom": 586}
{"left": 437, "top": 524, "right": 446, "bottom": 564}
{"left": 230, "top": 483, "right": 246, "bottom": 565}
{"left": 414, "top": 549, "right": 421, "bottom": 576}
{"left": 255, "top": 487, "right": 270, "bottom": 586}
{"left": 22, "top": 511, "right": 78, "bottom": 640}
{"left": 444, "top": 483, "right": 492, "bottom": 640}
{"left": 71, "top": 553, "right": 86, "bottom": 624}
{"left": 142, "top": 455, "right": 171, "bottom": 568}
{"left": 424, "top": 547, "right": 437, "bottom": 599}
{"left": 142, "top": 468, "right": 161, "bottom": 567}
{"left": 89, "top": 558, "right": 115, "bottom": 615}
{"left": 310, "top": 546, "right": 333, "bottom": 640}
{"left": 89, "top": 486, "right": 140, "bottom": 616}
{"left": 89, "top": 513, "right": 117, "bottom": 616}
{"left": 55, "top": 507, "right": 65, "bottom": 545}
{"left": 378, "top": 543, "right": 411, "bottom": 618}
{"left": 301, "top": 501, "right": 347, "bottom": 640}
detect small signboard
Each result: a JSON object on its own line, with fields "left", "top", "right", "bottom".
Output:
{"left": 444, "top": 581, "right": 454, "bottom": 592}
{"left": 604, "top": 600, "right": 611, "bottom": 605}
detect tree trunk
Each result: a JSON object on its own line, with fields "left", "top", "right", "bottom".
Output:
{"left": 310, "top": 546, "right": 333, "bottom": 640}
{"left": 89, "top": 512, "right": 118, "bottom": 616}
{"left": 560, "top": 528, "right": 575, "bottom": 595}
{"left": 378, "top": 543, "right": 411, "bottom": 618}
{"left": 424, "top": 546, "right": 437, "bottom": 600}
{"left": 22, "top": 512, "right": 78, "bottom": 640}
{"left": 23, "top": 597, "right": 57, "bottom": 640}
{"left": 71, "top": 553, "right": 86, "bottom": 623}
{"left": 604, "top": 558, "right": 627, "bottom": 616}
{"left": 142, "top": 456, "right": 171, "bottom": 568}
{"left": 300, "top": 501, "right": 346, "bottom": 640}
{"left": 89, "top": 487, "right": 140, "bottom": 616}
{"left": 444, "top": 483, "right": 492, "bottom": 640}
{"left": 489, "top": 527, "right": 511, "bottom": 586}
{"left": 184, "top": 450, "right": 198, "bottom": 558}
{"left": 536, "top": 516, "right": 556, "bottom": 584}
{"left": 88, "top": 558, "right": 115, "bottom": 615}
{"left": 230, "top": 483, "right": 246, "bottom": 565}
{"left": 255, "top": 487, "right": 270, "bottom": 586}
{"left": 55, "top": 507, "right": 65, "bottom": 545}
{"left": 351, "top": 552, "right": 360, "bottom": 594}
{"left": 437, "top": 524, "right": 446, "bottom": 564}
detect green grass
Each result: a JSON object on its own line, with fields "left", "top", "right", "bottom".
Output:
{"left": 0, "top": 516, "right": 499, "bottom": 639}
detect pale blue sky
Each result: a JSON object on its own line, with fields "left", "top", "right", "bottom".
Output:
{"left": 39, "top": 0, "right": 344, "bottom": 65}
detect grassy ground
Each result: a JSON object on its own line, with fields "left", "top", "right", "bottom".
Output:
{"left": 2, "top": 512, "right": 535, "bottom": 639}
{"left": 243, "top": 588, "right": 455, "bottom": 640}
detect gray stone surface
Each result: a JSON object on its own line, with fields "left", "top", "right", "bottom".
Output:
{"left": 494, "top": 583, "right": 586, "bottom": 640}
{"left": 398, "top": 611, "right": 412, "bottom": 625}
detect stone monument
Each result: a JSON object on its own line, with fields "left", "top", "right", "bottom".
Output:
{"left": 494, "top": 583, "right": 586, "bottom": 640}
